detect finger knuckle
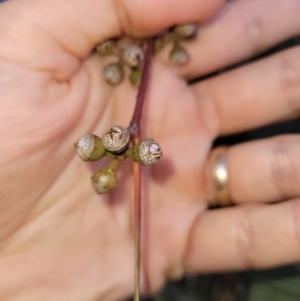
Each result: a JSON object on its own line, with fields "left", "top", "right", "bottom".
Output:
{"left": 271, "top": 136, "right": 298, "bottom": 200}
{"left": 278, "top": 47, "right": 300, "bottom": 116}
{"left": 235, "top": 207, "right": 256, "bottom": 269}
{"left": 112, "top": 0, "right": 131, "bottom": 35}
{"left": 235, "top": 3, "right": 264, "bottom": 55}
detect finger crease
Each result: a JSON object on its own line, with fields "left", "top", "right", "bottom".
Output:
{"left": 112, "top": 0, "right": 130, "bottom": 36}
{"left": 235, "top": 208, "right": 256, "bottom": 269}
{"left": 196, "top": 82, "right": 221, "bottom": 138}
{"left": 271, "top": 138, "right": 297, "bottom": 200}
{"left": 278, "top": 48, "right": 300, "bottom": 117}
{"left": 235, "top": 2, "right": 265, "bottom": 56}
{"left": 291, "top": 200, "right": 300, "bottom": 248}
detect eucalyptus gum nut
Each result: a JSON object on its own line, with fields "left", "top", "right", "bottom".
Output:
{"left": 122, "top": 45, "right": 144, "bottom": 68}
{"left": 102, "top": 125, "right": 130, "bottom": 153}
{"left": 173, "top": 24, "right": 197, "bottom": 39}
{"left": 104, "top": 63, "right": 124, "bottom": 85}
{"left": 132, "top": 139, "right": 163, "bottom": 166}
{"left": 75, "top": 134, "right": 106, "bottom": 161}
{"left": 162, "top": 32, "right": 176, "bottom": 44}
{"left": 132, "top": 143, "right": 143, "bottom": 165}
{"left": 130, "top": 69, "right": 142, "bottom": 87}
{"left": 169, "top": 45, "right": 189, "bottom": 66}
{"left": 91, "top": 168, "right": 117, "bottom": 194}
{"left": 154, "top": 38, "right": 164, "bottom": 54}
{"left": 96, "top": 40, "right": 115, "bottom": 56}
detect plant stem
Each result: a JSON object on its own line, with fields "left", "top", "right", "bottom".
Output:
{"left": 108, "top": 159, "right": 119, "bottom": 170}
{"left": 133, "top": 144, "right": 141, "bottom": 301}
{"left": 130, "top": 38, "right": 154, "bottom": 301}
{"left": 129, "top": 38, "right": 154, "bottom": 136}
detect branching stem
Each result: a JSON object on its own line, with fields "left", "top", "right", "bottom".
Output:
{"left": 129, "top": 38, "right": 154, "bottom": 137}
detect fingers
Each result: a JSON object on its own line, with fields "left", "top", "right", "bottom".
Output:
{"left": 205, "top": 135, "right": 300, "bottom": 204}
{"left": 0, "top": 0, "right": 224, "bottom": 76}
{"left": 181, "top": 0, "right": 300, "bottom": 78}
{"left": 115, "top": 0, "right": 224, "bottom": 37}
{"left": 184, "top": 199, "right": 300, "bottom": 273}
{"left": 192, "top": 46, "right": 300, "bottom": 136}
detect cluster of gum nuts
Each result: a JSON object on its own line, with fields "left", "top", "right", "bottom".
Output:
{"left": 75, "top": 24, "right": 197, "bottom": 194}
{"left": 96, "top": 23, "right": 197, "bottom": 86}
{"left": 75, "top": 125, "right": 163, "bottom": 194}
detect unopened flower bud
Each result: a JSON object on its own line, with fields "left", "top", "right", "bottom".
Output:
{"left": 102, "top": 125, "right": 130, "bottom": 153}
{"left": 154, "top": 38, "right": 164, "bottom": 53}
{"left": 122, "top": 45, "right": 144, "bottom": 67}
{"left": 75, "top": 134, "right": 106, "bottom": 161}
{"left": 130, "top": 69, "right": 142, "bottom": 86}
{"left": 96, "top": 40, "right": 115, "bottom": 56}
{"left": 132, "top": 139, "right": 163, "bottom": 166}
{"left": 169, "top": 45, "right": 189, "bottom": 66}
{"left": 173, "top": 24, "right": 197, "bottom": 39}
{"left": 104, "top": 63, "right": 124, "bottom": 85}
{"left": 91, "top": 168, "right": 117, "bottom": 194}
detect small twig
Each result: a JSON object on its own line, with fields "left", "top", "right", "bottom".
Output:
{"left": 129, "top": 38, "right": 154, "bottom": 301}
{"left": 133, "top": 141, "right": 141, "bottom": 301}
{"left": 129, "top": 38, "right": 154, "bottom": 137}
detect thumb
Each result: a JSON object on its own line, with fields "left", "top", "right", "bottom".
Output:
{"left": 0, "top": 0, "right": 224, "bottom": 77}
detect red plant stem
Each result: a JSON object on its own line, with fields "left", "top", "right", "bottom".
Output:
{"left": 129, "top": 38, "right": 154, "bottom": 136}
{"left": 130, "top": 39, "right": 154, "bottom": 301}
{"left": 133, "top": 143, "right": 141, "bottom": 301}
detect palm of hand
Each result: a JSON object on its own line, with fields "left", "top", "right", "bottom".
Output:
{"left": 0, "top": 1, "right": 222, "bottom": 300}
{"left": 3, "top": 0, "right": 300, "bottom": 299}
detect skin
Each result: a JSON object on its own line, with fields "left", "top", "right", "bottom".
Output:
{"left": 0, "top": 0, "right": 300, "bottom": 300}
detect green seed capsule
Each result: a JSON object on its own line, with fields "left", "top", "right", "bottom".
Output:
{"left": 122, "top": 45, "right": 144, "bottom": 67}
{"left": 104, "top": 63, "right": 124, "bottom": 85}
{"left": 102, "top": 125, "right": 130, "bottom": 154}
{"left": 75, "top": 134, "right": 106, "bottom": 162}
{"left": 169, "top": 45, "right": 189, "bottom": 66}
{"left": 91, "top": 168, "right": 117, "bottom": 194}
{"left": 130, "top": 69, "right": 142, "bottom": 86}
{"left": 154, "top": 38, "right": 164, "bottom": 54}
{"left": 173, "top": 24, "right": 197, "bottom": 39}
{"left": 96, "top": 40, "right": 115, "bottom": 56}
{"left": 132, "top": 139, "right": 163, "bottom": 166}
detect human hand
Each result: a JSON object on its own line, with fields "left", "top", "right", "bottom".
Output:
{"left": 0, "top": 0, "right": 223, "bottom": 300}
{"left": 1, "top": 0, "right": 300, "bottom": 300}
